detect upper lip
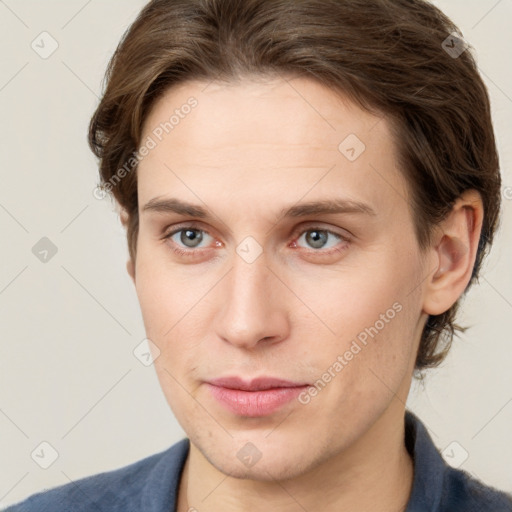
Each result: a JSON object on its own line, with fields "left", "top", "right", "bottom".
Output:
{"left": 207, "top": 376, "right": 309, "bottom": 391}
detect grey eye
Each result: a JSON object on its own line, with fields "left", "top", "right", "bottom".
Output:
{"left": 305, "top": 230, "right": 328, "bottom": 249}
{"left": 178, "top": 229, "right": 204, "bottom": 248}
{"left": 298, "top": 229, "right": 342, "bottom": 250}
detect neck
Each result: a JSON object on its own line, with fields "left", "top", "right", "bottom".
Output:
{"left": 177, "top": 403, "right": 414, "bottom": 512}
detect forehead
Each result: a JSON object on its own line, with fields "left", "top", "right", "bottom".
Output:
{"left": 137, "top": 76, "right": 409, "bottom": 221}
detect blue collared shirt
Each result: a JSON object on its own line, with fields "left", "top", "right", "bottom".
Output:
{"left": 4, "top": 410, "right": 512, "bottom": 511}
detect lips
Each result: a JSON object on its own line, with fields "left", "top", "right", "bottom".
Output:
{"left": 207, "top": 376, "right": 309, "bottom": 391}
{"left": 205, "top": 376, "right": 311, "bottom": 417}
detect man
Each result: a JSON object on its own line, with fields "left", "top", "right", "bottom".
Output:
{"left": 6, "top": 0, "right": 511, "bottom": 510}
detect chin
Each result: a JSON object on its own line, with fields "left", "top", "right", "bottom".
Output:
{"left": 212, "top": 452, "right": 311, "bottom": 481}
{"left": 194, "top": 432, "right": 321, "bottom": 482}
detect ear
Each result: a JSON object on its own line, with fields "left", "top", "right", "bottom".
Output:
{"left": 422, "top": 189, "right": 484, "bottom": 316}
{"left": 126, "top": 259, "right": 136, "bottom": 284}
{"left": 120, "top": 208, "right": 136, "bottom": 284}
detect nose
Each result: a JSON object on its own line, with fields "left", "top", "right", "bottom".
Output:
{"left": 214, "top": 253, "right": 290, "bottom": 350}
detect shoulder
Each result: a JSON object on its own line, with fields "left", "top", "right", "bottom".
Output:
{"left": 404, "top": 410, "right": 512, "bottom": 512}
{"left": 3, "top": 438, "right": 189, "bottom": 512}
{"left": 439, "top": 465, "right": 512, "bottom": 511}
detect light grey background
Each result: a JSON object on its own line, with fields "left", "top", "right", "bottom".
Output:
{"left": 0, "top": 0, "right": 511, "bottom": 507}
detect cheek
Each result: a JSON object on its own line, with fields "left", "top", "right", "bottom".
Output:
{"left": 293, "top": 248, "right": 423, "bottom": 386}
{"left": 134, "top": 258, "right": 205, "bottom": 419}
{"left": 296, "top": 257, "right": 414, "bottom": 338}
{"left": 133, "top": 243, "right": 214, "bottom": 371}
{"left": 293, "top": 283, "right": 419, "bottom": 437}
{"left": 134, "top": 238, "right": 200, "bottom": 336}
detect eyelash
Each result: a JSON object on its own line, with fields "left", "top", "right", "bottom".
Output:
{"left": 162, "top": 223, "right": 351, "bottom": 259}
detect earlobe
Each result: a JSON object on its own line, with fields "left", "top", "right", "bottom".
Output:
{"left": 422, "top": 190, "right": 483, "bottom": 316}
{"left": 119, "top": 209, "right": 136, "bottom": 283}
{"left": 127, "top": 259, "right": 136, "bottom": 283}
{"left": 120, "top": 208, "right": 130, "bottom": 228}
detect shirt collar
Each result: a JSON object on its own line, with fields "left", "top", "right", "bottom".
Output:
{"left": 404, "top": 409, "right": 446, "bottom": 512}
{"left": 141, "top": 437, "right": 189, "bottom": 512}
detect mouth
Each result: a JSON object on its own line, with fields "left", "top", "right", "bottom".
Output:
{"left": 207, "top": 376, "right": 310, "bottom": 391}
{"left": 205, "top": 376, "right": 311, "bottom": 417}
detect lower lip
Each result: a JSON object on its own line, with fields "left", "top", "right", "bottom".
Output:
{"left": 206, "top": 383, "right": 308, "bottom": 417}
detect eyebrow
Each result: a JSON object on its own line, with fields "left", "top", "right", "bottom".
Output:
{"left": 142, "top": 196, "right": 376, "bottom": 219}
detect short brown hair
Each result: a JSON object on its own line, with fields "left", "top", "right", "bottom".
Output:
{"left": 88, "top": 0, "right": 501, "bottom": 372}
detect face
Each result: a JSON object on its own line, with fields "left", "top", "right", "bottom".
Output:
{"left": 132, "top": 76, "right": 429, "bottom": 481}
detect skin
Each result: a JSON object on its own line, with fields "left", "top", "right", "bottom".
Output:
{"left": 123, "top": 76, "right": 483, "bottom": 512}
